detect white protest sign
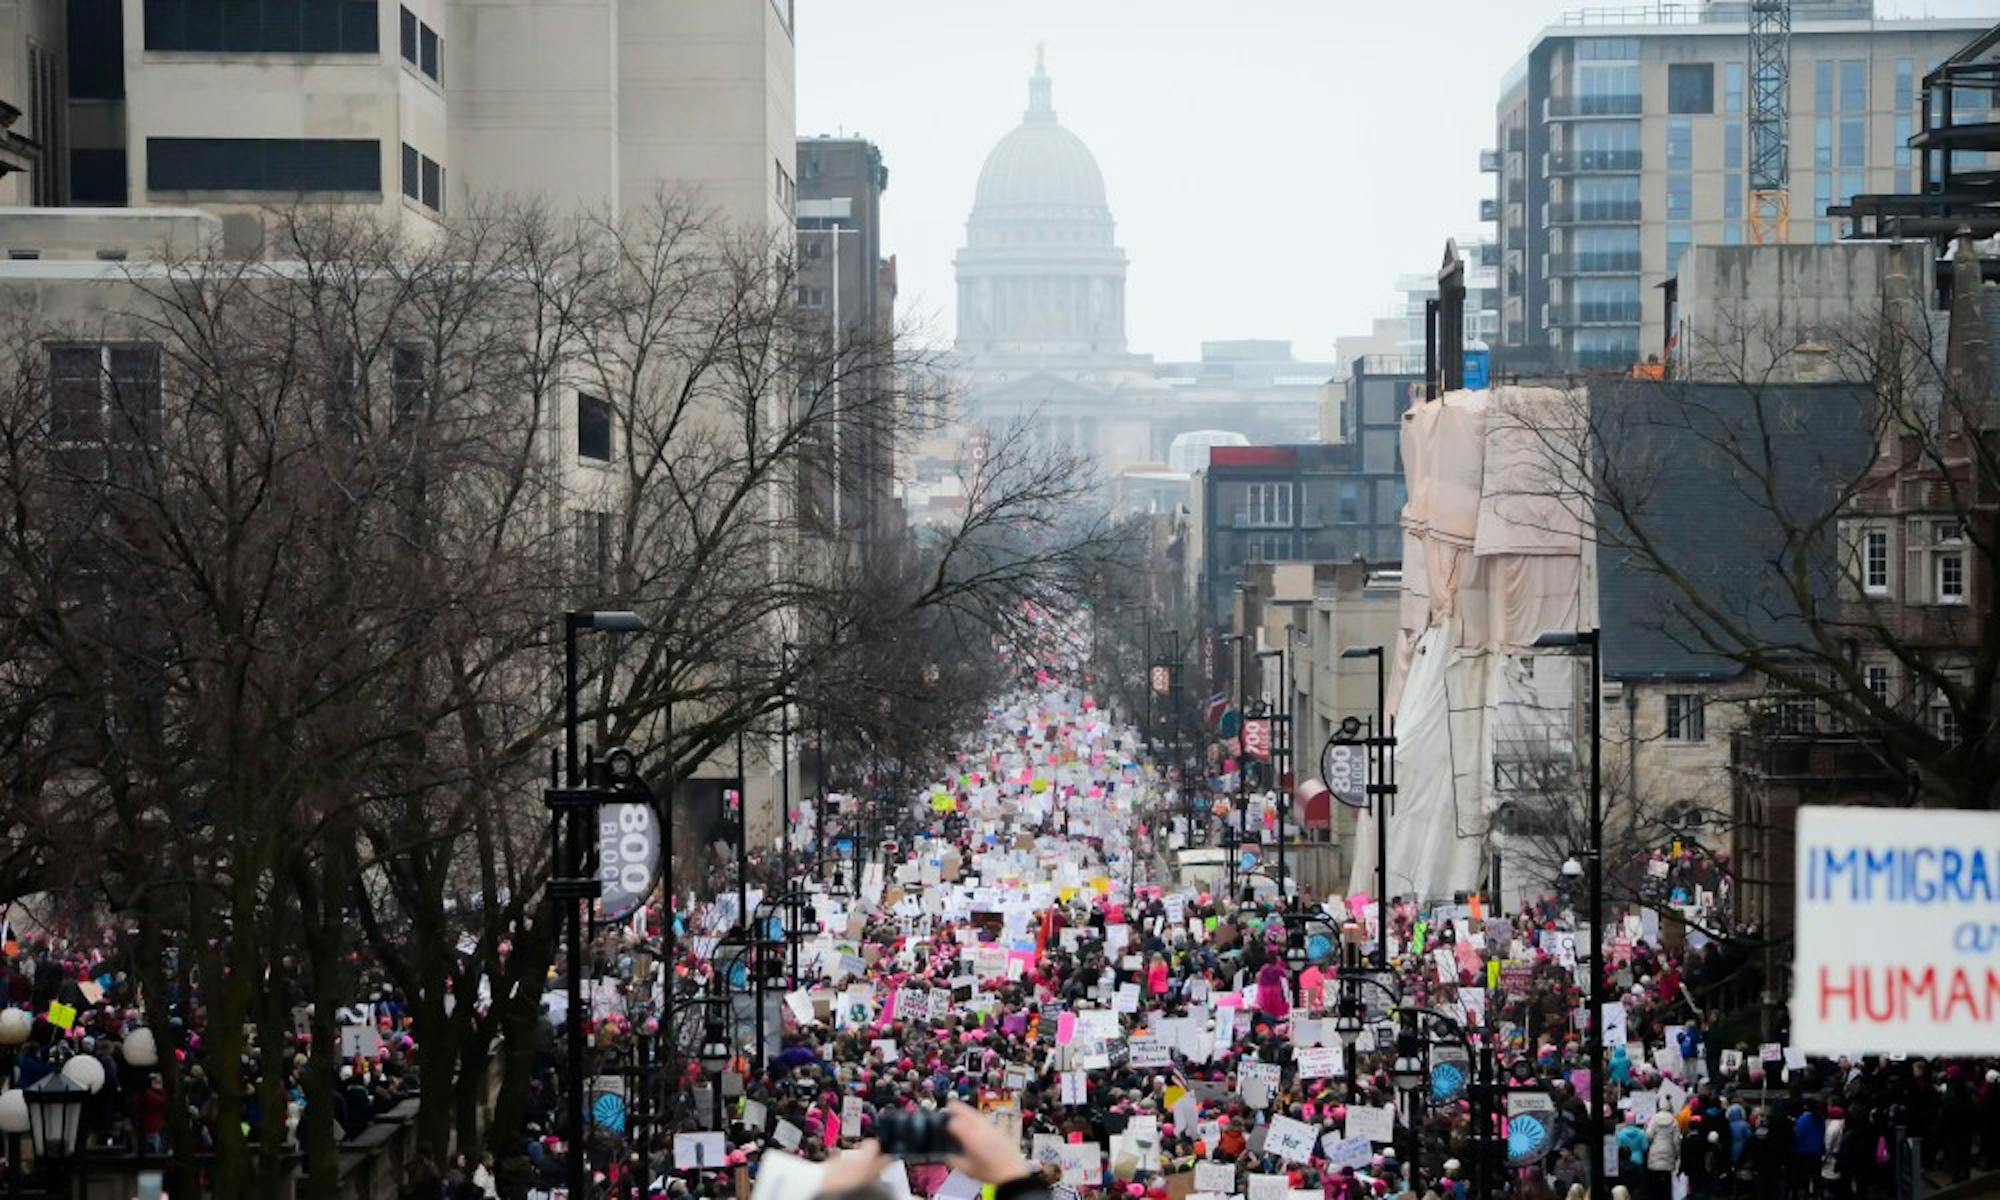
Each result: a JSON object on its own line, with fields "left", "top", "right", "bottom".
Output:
{"left": 1194, "top": 1162, "right": 1235, "bottom": 1192}
{"left": 1321, "top": 1135, "right": 1374, "bottom": 1170}
{"left": 1246, "top": 1175, "right": 1287, "bottom": 1200}
{"left": 674, "top": 1133, "right": 727, "bottom": 1170}
{"left": 1129, "top": 1038, "right": 1172, "bottom": 1069}
{"left": 774, "top": 1119, "right": 802, "bottom": 1150}
{"left": 1344, "top": 1103, "right": 1396, "bottom": 1144}
{"left": 1791, "top": 807, "right": 2000, "bottom": 1055}
{"left": 1602, "top": 1001, "right": 1628, "bottom": 1048}
{"left": 1061, "top": 1070, "right": 1088, "bottom": 1105}
{"left": 1262, "top": 1114, "right": 1320, "bottom": 1162}
{"left": 1295, "top": 1046, "right": 1343, "bottom": 1079}
{"left": 1238, "top": 1062, "right": 1281, "bottom": 1108}
{"left": 1054, "top": 1143, "right": 1101, "bottom": 1188}
{"left": 841, "top": 1095, "right": 864, "bottom": 1140}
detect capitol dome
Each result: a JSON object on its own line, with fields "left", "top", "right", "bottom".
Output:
{"left": 955, "top": 48, "right": 1130, "bottom": 360}
{"left": 973, "top": 53, "right": 1108, "bottom": 214}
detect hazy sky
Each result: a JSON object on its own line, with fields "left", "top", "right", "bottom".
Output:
{"left": 797, "top": 0, "right": 1994, "bottom": 365}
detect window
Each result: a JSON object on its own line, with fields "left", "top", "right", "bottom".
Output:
{"left": 1667, "top": 175, "right": 1693, "bottom": 220}
{"left": 577, "top": 510, "right": 614, "bottom": 592}
{"left": 391, "top": 344, "right": 427, "bottom": 426}
{"left": 1865, "top": 665, "right": 1890, "bottom": 704}
{"left": 1814, "top": 61, "right": 1833, "bottom": 112}
{"left": 774, "top": 159, "right": 795, "bottom": 212}
{"left": 1725, "top": 122, "right": 1743, "bottom": 170}
{"left": 400, "top": 6, "right": 416, "bottom": 58}
{"left": 1895, "top": 58, "right": 1915, "bottom": 111}
{"left": 399, "top": 144, "right": 442, "bottom": 212}
{"left": 1667, "top": 119, "right": 1693, "bottom": 170}
{"left": 1839, "top": 60, "right": 1866, "bottom": 112}
{"left": 1668, "top": 64, "right": 1714, "bottom": 114}
{"left": 1863, "top": 527, "right": 1889, "bottom": 594}
{"left": 47, "top": 343, "right": 162, "bottom": 483}
{"left": 1725, "top": 222, "right": 1743, "bottom": 245}
{"left": 1250, "top": 532, "right": 1292, "bottom": 562}
{"left": 144, "top": 0, "right": 379, "bottom": 53}
{"left": 397, "top": 7, "right": 441, "bottom": 81}
{"left": 401, "top": 143, "right": 419, "bottom": 200}
{"left": 796, "top": 286, "right": 825, "bottom": 308}
{"left": 1667, "top": 222, "right": 1691, "bottom": 275}
{"left": 1815, "top": 117, "right": 1833, "bottom": 169}
{"left": 1936, "top": 546, "right": 1966, "bottom": 604}
{"left": 577, "top": 393, "right": 612, "bottom": 462}
{"left": 1725, "top": 62, "right": 1743, "bottom": 114}
{"left": 1839, "top": 118, "right": 1865, "bottom": 168}
{"left": 1246, "top": 482, "right": 1294, "bottom": 528}
{"left": 1338, "top": 481, "right": 1360, "bottom": 525}
{"left": 1839, "top": 170, "right": 1863, "bottom": 208}
{"left": 148, "top": 138, "right": 380, "bottom": 193}
{"left": 1665, "top": 693, "right": 1706, "bottom": 742}
{"left": 421, "top": 156, "right": 440, "bottom": 211}
{"left": 419, "top": 24, "right": 438, "bottom": 81}
{"left": 1725, "top": 173, "right": 1743, "bottom": 219}
{"left": 1936, "top": 702, "right": 1961, "bottom": 746}
{"left": 1778, "top": 697, "right": 1818, "bottom": 734}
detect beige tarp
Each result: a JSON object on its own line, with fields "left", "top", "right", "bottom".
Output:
{"left": 1349, "top": 386, "right": 1593, "bottom": 905}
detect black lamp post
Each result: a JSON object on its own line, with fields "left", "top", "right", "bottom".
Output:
{"left": 1339, "top": 645, "right": 1394, "bottom": 966}
{"left": 559, "top": 608, "right": 648, "bottom": 1200}
{"left": 698, "top": 1020, "right": 731, "bottom": 1133}
{"left": 1533, "top": 627, "right": 1605, "bottom": 1200}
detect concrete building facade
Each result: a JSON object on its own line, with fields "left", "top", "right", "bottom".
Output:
{"left": 10, "top": 0, "right": 794, "bottom": 237}
{"left": 1486, "top": 2, "right": 1987, "bottom": 371}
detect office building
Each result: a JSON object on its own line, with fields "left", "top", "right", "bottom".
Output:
{"left": 1486, "top": 1, "right": 1987, "bottom": 370}
{"left": 796, "top": 135, "right": 897, "bottom": 545}
{"left": 10, "top": 0, "right": 794, "bottom": 243}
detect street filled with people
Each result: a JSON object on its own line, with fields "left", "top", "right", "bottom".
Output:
{"left": 4, "top": 636, "right": 1998, "bottom": 1200}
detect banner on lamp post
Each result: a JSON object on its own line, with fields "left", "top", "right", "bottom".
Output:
{"left": 1151, "top": 666, "right": 1171, "bottom": 696}
{"left": 1243, "top": 719, "right": 1272, "bottom": 763}
{"left": 598, "top": 802, "right": 662, "bottom": 921}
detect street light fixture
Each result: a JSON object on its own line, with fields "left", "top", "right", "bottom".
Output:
{"left": 1338, "top": 644, "right": 1393, "bottom": 966}
{"left": 23, "top": 1072, "right": 84, "bottom": 1191}
{"left": 558, "top": 608, "right": 650, "bottom": 1200}
{"left": 1532, "top": 626, "right": 1605, "bottom": 1200}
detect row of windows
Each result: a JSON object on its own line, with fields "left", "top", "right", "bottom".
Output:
{"left": 1858, "top": 523, "right": 1967, "bottom": 605}
{"left": 149, "top": 137, "right": 380, "bottom": 193}
{"left": 398, "top": 6, "right": 440, "bottom": 82}
{"left": 143, "top": 0, "right": 379, "bottom": 53}
{"left": 400, "top": 143, "right": 442, "bottom": 212}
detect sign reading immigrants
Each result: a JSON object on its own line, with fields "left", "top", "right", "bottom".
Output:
{"left": 1792, "top": 807, "right": 2000, "bottom": 1054}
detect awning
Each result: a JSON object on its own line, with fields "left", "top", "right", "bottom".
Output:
{"left": 1294, "top": 779, "right": 1333, "bottom": 831}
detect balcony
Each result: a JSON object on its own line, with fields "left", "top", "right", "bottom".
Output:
{"left": 1547, "top": 302, "right": 1642, "bottom": 327}
{"left": 1506, "top": 178, "right": 1526, "bottom": 203}
{"left": 1480, "top": 148, "right": 1500, "bottom": 173}
{"left": 1477, "top": 241, "right": 1501, "bottom": 268}
{"left": 1544, "top": 149, "right": 1643, "bottom": 175}
{"left": 1545, "top": 200, "right": 1643, "bottom": 226}
{"left": 1505, "top": 128, "right": 1527, "bottom": 152}
{"left": 1544, "top": 94, "right": 1643, "bottom": 120}
{"left": 1546, "top": 251, "right": 1642, "bottom": 275}
{"left": 1479, "top": 198, "right": 1499, "bottom": 222}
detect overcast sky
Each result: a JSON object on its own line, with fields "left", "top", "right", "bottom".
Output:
{"left": 797, "top": 0, "right": 1994, "bottom": 365}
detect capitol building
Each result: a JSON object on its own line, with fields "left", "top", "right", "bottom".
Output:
{"left": 950, "top": 51, "right": 1329, "bottom": 481}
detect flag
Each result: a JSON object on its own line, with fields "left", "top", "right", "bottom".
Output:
{"left": 1203, "top": 691, "right": 1227, "bottom": 728}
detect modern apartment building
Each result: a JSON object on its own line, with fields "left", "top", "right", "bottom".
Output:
{"left": 13, "top": 0, "right": 794, "bottom": 239}
{"left": 1486, "top": 1, "right": 1988, "bottom": 370}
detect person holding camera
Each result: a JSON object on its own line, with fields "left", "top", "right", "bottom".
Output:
{"left": 816, "top": 1102, "right": 1052, "bottom": 1200}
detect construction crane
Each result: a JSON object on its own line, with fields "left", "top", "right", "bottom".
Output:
{"left": 1748, "top": 0, "right": 1793, "bottom": 244}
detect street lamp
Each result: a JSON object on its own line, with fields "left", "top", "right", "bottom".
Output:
{"left": 23, "top": 1072, "right": 84, "bottom": 1196}
{"left": 1340, "top": 645, "right": 1393, "bottom": 966}
{"left": 559, "top": 608, "right": 649, "bottom": 1200}
{"left": 698, "top": 1021, "right": 731, "bottom": 1133}
{"left": 1532, "top": 626, "right": 1605, "bottom": 1200}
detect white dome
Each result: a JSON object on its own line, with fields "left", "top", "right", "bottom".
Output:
{"left": 971, "top": 52, "right": 1109, "bottom": 216}
{"left": 1168, "top": 430, "right": 1251, "bottom": 474}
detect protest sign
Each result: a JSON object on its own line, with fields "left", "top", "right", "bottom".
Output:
{"left": 1791, "top": 807, "right": 2000, "bottom": 1054}
{"left": 1194, "top": 1163, "right": 1235, "bottom": 1192}
{"left": 1262, "top": 1115, "right": 1319, "bottom": 1162}
{"left": 1344, "top": 1103, "right": 1394, "bottom": 1144}
{"left": 1321, "top": 1135, "right": 1374, "bottom": 1170}
{"left": 1295, "top": 1046, "right": 1342, "bottom": 1079}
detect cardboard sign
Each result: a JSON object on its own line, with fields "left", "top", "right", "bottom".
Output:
{"left": 841, "top": 1096, "right": 863, "bottom": 1140}
{"left": 1321, "top": 1134, "right": 1374, "bottom": 1170}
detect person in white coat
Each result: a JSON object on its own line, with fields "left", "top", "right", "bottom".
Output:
{"left": 1645, "top": 1108, "right": 1682, "bottom": 1200}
